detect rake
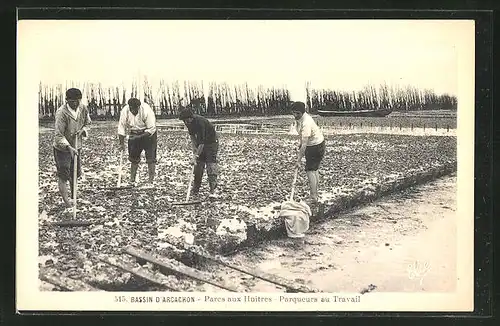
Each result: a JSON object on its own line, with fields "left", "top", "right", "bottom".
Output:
{"left": 51, "top": 134, "right": 97, "bottom": 227}
{"left": 108, "top": 149, "right": 135, "bottom": 190}
{"left": 92, "top": 147, "right": 135, "bottom": 191}
{"left": 169, "top": 163, "right": 202, "bottom": 206}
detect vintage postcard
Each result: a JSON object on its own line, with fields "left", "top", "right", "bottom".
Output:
{"left": 17, "top": 18, "right": 474, "bottom": 312}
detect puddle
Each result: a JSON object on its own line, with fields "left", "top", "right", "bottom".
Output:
{"left": 209, "top": 122, "right": 456, "bottom": 137}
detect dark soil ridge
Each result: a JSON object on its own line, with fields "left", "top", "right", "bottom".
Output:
{"left": 203, "top": 161, "right": 457, "bottom": 256}
{"left": 42, "top": 162, "right": 456, "bottom": 292}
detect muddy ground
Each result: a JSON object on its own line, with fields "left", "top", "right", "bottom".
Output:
{"left": 201, "top": 174, "right": 457, "bottom": 293}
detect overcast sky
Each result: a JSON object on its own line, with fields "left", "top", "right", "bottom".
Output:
{"left": 18, "top": 19, "right": 470, "bottom": 102}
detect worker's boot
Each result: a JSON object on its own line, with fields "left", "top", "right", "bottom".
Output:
{"left": 130, "top": 162, "right": 139, "bottom": 186}
{"left": 191, "top": 161, "right": 205, "bottom": 198}
{"left": 207, "top": 163, "right": 219, "bottom": 199}
{"left": 59, "top": 178, "right": 73, "bottom": 208}
{"left": 140, "top": 162, "right": 156, "bottom": 189}
{"left": 147, "top": 163, "right": 156, "bottom": 183}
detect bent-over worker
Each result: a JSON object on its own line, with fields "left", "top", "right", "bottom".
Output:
{"left": 117, "top": 98, "right": 157, "bottom": 186}
{"left": 290, "top": 101, "right": 326, "bottom": 204}
{"left": 178, "top": 108, "right": 220, "bottom": 199}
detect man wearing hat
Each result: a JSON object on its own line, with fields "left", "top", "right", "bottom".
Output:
{"left": 290, "top": 101, "right": 326, "bottom": 204}
{"left": 117, "top": 97, "right": 157, "bottom": 186}
{"left": 178, "top": 108, "right": 219, "bottom": 199}
{"left": 53, "top": 88, "right": 92, "bottom": 208}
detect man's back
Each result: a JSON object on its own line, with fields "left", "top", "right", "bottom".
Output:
{"left": 189, "top": 115, "right": 218, "bottom": 145}
{"left": 297, "top": 112, "right": 324, "bottom": 146}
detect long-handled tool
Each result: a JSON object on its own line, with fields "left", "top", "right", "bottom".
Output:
{"left": 279, "top": 161, "right": 312, "bottom": 239}
{"left": 52, "top": 132, "right": 96, "bottom": 227}
{"left": 92, "top": 147, "right": 135, "bottom": 191}
{"left": 289, "top": 166, "right": 299, "bottom": 202}
{"left": 117, "top": 149, "right": 123, "bottom": 188}
{"left": 109, "top": 149, "right": 134, "bottom": 190}
{"left": 170, "top": 163, "right": 202, "bottom": 206}
{"left": 185, "top": 164, "right": 195, "bottom": 203}
{"left": 72, "top": 135, "right": 78, "bottom": 220}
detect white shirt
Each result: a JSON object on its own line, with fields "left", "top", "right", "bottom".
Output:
{"left": 296, "top": 112, "right": 324, "bottom": 146}
{"left": 66, "top": 103, "right": 81, "bottom": 120}
{"left": 118, "top": 103, "right": 157, "bottom": 136}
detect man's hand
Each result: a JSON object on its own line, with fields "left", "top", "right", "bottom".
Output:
{"left": 295, "top": 155, "right": 302, "bottom": 168}
{"left": 68, "top": 146, "right": 78, "bottom": 157}
{"left": 131, "top": 132, "right": 150, "bottom": 141}
{"left": 116, "top": 141, "right": 126, "bottom": 153}
{"left": 191, "top": 154, "right": 198, "bottom": 165}
{"left": 76, "top": 129, "right": 87, "bottom": 137}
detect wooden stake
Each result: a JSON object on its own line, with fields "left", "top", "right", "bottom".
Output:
{"left": 124, "top": 246, "right": 239, "bottom": 292}
{"left": 97, "top": 255, "right": 183, "bottom": 291}
{"left": 49, "top": 220, "right": 94, "bottom": 227}
{"left": 161, "top": 235, "right": 320, "bottom": 293}
{"left": 39, "top": 267, "right": 102, "bottom": 291}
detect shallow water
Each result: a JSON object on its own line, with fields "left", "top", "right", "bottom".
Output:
{"left": 203, "top": 174, "right": 457, "bottom": 293}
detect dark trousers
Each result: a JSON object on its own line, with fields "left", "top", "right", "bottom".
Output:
{"left": 53, "top": 147, "right": 81, "bottom": 196}
{"left": 193, "top": 142, "right": 218, "bottom": 192}
{"left": 128, "top": 131, "right": 158, "bottom": 164}
{"left": 305, "top": 140, "right": 326, "bottom": 171}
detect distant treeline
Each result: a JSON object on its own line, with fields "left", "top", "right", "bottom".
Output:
{"left": 38, "top": 79, "right": 456, "bottom": 120}
{"left": 306, "top": 83, "right": 457, "bottom": 113}
{"left": 38, "top": 80, "right": 291, "bottom": 120}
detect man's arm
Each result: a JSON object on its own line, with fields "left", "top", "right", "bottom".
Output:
{"left": 196, "top": 143, "right": 205, "bottom": 157}
{"left": 194, "top": 120, "right": 206, "bottom": 157}
{"left": 117, "top": 107, "right": 128, "bottom": 147}
{"left": 189, "top": 135, "right": 198, "bottom": 154}
{"left": 143, "top": 104, "right": 157, "bottom": 136}
{"left": 297, "top": 121, "right": 311, "bottom": 163}
{"left": 297, "top": 137, "right": 309, "bottom": 163}
{"left": 80, "top": 106, "right": 92, "bottom": 138}
{"left": 54, "top": 110, "right": 71, "bottom": 149}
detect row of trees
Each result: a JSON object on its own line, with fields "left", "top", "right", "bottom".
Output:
{"left": 38, "top": 80, "right": 292, "bottom": 120}
{"left": 306, "top": 83, "right": 457, "bottom": 113}
{"left": 38, "top": 79, "right": 457, "bottom": 120}
{"left": 158, "top": 81, "right": 292, "bottom": 117}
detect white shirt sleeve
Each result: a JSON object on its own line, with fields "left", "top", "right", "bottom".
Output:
{"left": 301, "top": 117, "right": 312, "bottom": 138}
{"left": 143, "top": 104, "right": 157, "bottom": 135}
{"left": 118, "top": 106, "right": 128, "bottom": 136}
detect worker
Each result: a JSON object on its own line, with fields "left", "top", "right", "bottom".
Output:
{"left": 53, "top": 88, "right": 91, "bottom": 209}
{"left": 290, "top": 101, "right": 326, "bottom": 204}
{"left": 178, "top": 108, "right": 220, "bottom": 199}
{"left": 117, "top": 97, "right": 157, "bottom": 187}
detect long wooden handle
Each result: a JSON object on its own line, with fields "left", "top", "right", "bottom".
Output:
{"left": 73, "top": 136, "right": 78, "bottom": 219}
{"left": 185, "top": 164, "right": 195, "bottom": 202}
{"left": 289, "top": 167, "right": 298, "bottom": 202}
{"left": 117, "top": 150, "right": 123, "bottom": 187}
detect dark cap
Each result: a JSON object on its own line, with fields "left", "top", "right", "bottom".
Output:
{"left": 178, "top": 107, "right": 194, "bottom": 120}
{"left": 290, "top": 101, "right": 306, "bottom": 113}
{"left": 65, "top": 88, "right": 82, "bottom": 100}
{"left": 128, "top": 98, "right": 141, "bottom": 108}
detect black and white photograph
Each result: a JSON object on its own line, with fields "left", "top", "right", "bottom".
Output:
{"left": 17, "top": 18, "right": 474, "bottom": 311}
